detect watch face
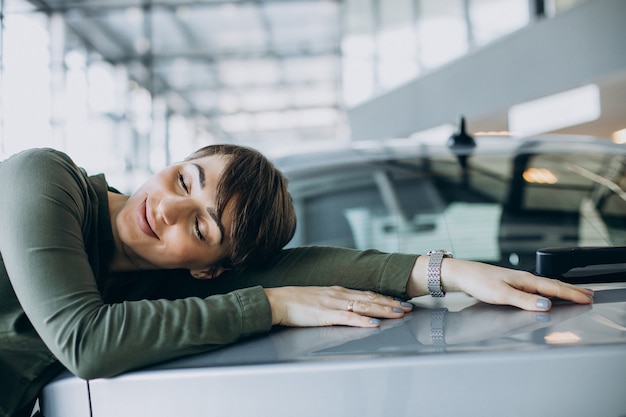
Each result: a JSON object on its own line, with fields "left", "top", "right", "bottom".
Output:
{"left": 428, "top": 250, "right": 453, "bottom": 258}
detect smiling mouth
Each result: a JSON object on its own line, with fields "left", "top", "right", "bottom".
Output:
{"left": 137, "top": 198, "right": 159, "bottom": 239}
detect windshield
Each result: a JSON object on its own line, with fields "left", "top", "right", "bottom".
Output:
{"left": 287, "top": 148, "right": 626, "bottom": 273}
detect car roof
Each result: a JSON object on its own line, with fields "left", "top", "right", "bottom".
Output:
{"left": 273, "top": 134, "right": 626, "bottom": 177}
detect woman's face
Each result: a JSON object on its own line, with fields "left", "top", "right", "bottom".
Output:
{"left": 115, "top": 154, "right": 234, "bottom": 275}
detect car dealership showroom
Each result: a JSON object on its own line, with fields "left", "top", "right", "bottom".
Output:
{"left": 1, "top": 0, "right": 625, "bottom": 416}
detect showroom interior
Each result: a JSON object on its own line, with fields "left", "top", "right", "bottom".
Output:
{"left": 3, "top": 2, "right": 626, "bottom": 416}
{"left": 0, "top": 0, "right": 625, "bottom": 192}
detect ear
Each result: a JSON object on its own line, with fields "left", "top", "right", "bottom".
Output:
{"left": 190, "top": 267, "right": 229, "bottom": 280}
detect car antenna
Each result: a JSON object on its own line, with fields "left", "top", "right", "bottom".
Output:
{"left": 447, "top": 116, "right": 476, "bottom": 150}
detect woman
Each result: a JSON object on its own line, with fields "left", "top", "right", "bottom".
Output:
{"left": 0, "top": 146, "right": 592, "bottom": 417}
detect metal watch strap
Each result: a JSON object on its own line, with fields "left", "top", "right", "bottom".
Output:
{"left": 427, "top": 250, "right": 453, "bottom": 297}
{"left": 431, "top": 307, "right": 449, "bottom": 349}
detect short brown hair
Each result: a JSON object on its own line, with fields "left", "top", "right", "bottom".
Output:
{"left": 185, "top": 144, "right": 296, "bottom": 272}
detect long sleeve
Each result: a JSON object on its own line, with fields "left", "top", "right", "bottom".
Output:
{"left": 237, "top": 246, "right": 418, "bottom": 298}
{"left": 149, "top": 246, "right": 419, "bottom": 301}
{"left": 0, "top": 149, "right": 272, "bottom": 381}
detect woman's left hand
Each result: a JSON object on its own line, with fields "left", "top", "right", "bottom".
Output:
{"left": 407, "top": 257, "right": 594, "bottom": 311}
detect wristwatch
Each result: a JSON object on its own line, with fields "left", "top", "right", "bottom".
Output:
{"left": 427, "top": 249, "right": 454, "bottom": 297}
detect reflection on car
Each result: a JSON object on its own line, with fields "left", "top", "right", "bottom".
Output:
{"left": 281, "top": 134, "right": 626, "bottom": 276}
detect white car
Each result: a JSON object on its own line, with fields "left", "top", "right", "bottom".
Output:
{"left": 42, "top": 134, "right": 626, "bottom": 417}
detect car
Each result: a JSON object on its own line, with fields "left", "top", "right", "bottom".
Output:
{"left": 42, "top": 133, "right": 626, "bottom": 417}
{"left": 281, "top": 133, "right": 626, "bottom": 276}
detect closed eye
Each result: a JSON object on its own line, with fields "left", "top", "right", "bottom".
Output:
{"left": 195, "top": 218, "right": 205, "bottom": 242}
{"left": 178, "top": 172, "right": 189, "bottom": 193}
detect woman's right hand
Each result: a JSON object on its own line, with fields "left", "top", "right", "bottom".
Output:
{"left": 263, "top": 286, "right": 413, "bottom": 328}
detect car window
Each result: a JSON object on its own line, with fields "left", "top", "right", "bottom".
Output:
{"left": 288, "top": 148, "right": 626, "bottom": 273}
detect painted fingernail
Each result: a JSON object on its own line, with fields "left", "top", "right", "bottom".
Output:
{"left": 400, "top": 302, "right": 414, "bottom": 309}
{"left": 369, "top": 318, "right": 381, "bottom": 326}
{"left": 536, "top": 298, "right": 551, "bottom": 310}
{"left": 392, "top": 307, "right": 404, "bottom": 313}
{"left": 536, "top": 313, "right": 550, "bottom": 323}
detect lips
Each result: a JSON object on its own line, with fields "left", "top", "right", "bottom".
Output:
{"left": 137, "top": 198, "right": 159, "bottom": 239}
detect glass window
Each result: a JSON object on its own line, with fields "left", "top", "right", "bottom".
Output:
{"left": 550, "top": 0, "right": 589, "bottom": 15}
{"left": 288, "top": 144, "right": 626, "bottom": 269}
{"left": 1, "top": 11, "right": 53, "bottom": 158}
{"left": 342, "top": 34, "right": 376, "bottom": 106}
{"left": 416, "top": 0, "right": 468, "bottom": 69}
{"left": 469, "top": 0, "right": 529, "bottom": 47}
{"left": 342, "top": 0, "right": 376, "bottom": 106}
{"left": 377, "top": 0, "right": 418, "bottom": 89}
{"left": 523, "top": 153, "right": 607, "bottom": 212}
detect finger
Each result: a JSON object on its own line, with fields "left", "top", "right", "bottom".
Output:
{"left": 335, "top": 287, "right": 414, "bottom": 312}
{"left": 331, "top": 311, "right": 384, "bottom": 328}
{"left": 313, "top": 300, "right": 382, "bottom": 328}
{"left": 486, "top": 282, "right": 555, "bottom": 311}
{"left": 345, "top": 298, "right": 408, "bottom": 318}
{"left": 324, "top": 296, "right": 407, "bottom": 328}
{"left": 509, "top": 274, "right": 594, "bottom": 305}
{"left": 532, "top": 278, "right": 594, "bottom": 303}
{"left": 310, "top": 287, "right": 414, "bottom": 328}
{"left": 495, "top": 279, "right": 593, "bottom": 312}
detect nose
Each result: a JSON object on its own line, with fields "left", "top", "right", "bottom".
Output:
{"left": 157, "top": 195, "right": 195, "bottom": 225}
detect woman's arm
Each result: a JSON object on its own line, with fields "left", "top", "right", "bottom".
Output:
{"left": 149, "top": 246, "right": 419, "bottom": 328}
{"left": 409, "top": 256, "right": 594, "bottom": 311}
{"left": 0, "top": 149, "right": 272, "bottom": 379}
{"left": 164, "top": 244, "right": 593, "bottom": 328}
{"left": 259, "top": 255, "right": 594, "bottom": 327}
{"left": 235, "top": 246, "right": 418, "bottom": 297}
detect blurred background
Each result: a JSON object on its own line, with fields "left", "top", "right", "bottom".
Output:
{"left": 0, "top": 0, "right": 624, "bottom": 192}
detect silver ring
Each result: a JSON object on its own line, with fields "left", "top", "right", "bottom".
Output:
{"left": 347, "top": 300, "right": 355, "bottom": 312}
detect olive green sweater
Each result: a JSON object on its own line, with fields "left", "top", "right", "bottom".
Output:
{"left": 0, "top": 148, "right": 417, "bottom": 417}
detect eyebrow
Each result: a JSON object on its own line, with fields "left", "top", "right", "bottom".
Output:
{"left": 192, "top": 163, "right": 225, "bottom": 245}
{"left": 192, "top": 163, "right": 206, "bottom": 189}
